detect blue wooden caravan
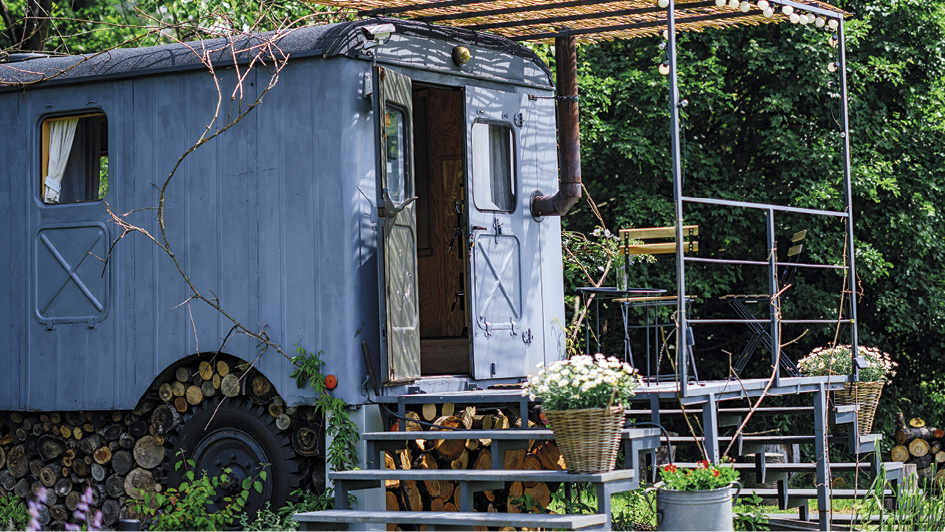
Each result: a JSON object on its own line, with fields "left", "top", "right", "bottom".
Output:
{"left": 0, "top": 18, "right": 568, "bottom": 514}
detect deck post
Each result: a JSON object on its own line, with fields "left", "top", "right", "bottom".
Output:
{"left": 837, "top": 19, "right": 859, "bottom": 378}
{"left": 813, "top": 383, "right": 831, "bottom": 531}
{"left": 666, "top": 0, "right": 688, "bottom": 397}
{"left": 702, "top": 393, "right": 720, "bottom": 463}
{"left": 766, "top": 209, "right": 781, "bottom": 386}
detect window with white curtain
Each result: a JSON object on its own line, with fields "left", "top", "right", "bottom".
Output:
{"left": 41, "top": 113, "right": 108, "bottom": 204}
{"left": 471, "top": 122, "right": 515, "bottom": 212}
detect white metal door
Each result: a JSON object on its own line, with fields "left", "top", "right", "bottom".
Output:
{"left": 465, "top": 85, "right": 544, "bottom": 379}
{"left": 374, "top": 66, "right": 421, "bottom": 383}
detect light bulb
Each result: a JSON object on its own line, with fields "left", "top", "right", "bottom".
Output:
{"left": 658, "top": 0, "right": 669, "bottom": 8}
{"left": 827, "top": 62, "right": 839, "bottom": 73}
{"left": 789, "top": 13, "right": 800, "bottom": 23}
{"left": 815, "top": 16, "right": 826, "bottom": 28}
{"left": 799, "top": 14, "right": 809, "bottom": 24}
{"left": 762, "top": 7, "right": 773, "bottom": 17}
{"left": 728, "top": 0, "right": 739, "bottom": 9}
{"left": 829, "top": 34, "right": 839, "bottom": 47}
{"left": 828, "top": 18, "right": 839, "bottom": 30}
{"left": 659, "top": 61, "right": 671, "bottom": 76}
{"left": 662, "top": 29, "right": 670, "bottom": 40}
{"left": 740, "top": 1, "right": 750, "bottom": 11}
{"left": 715, "top": 0, "right": 726, "bottom": 6}
{"left": 757, "top": 0, "right": 769, "bottom": 9}
{"left": 782, "top": 5, "right": 794, "bottom": 15}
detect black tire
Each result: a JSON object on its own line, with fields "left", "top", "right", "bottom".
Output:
{"left": 165, "top": 397, "right": 305, "bottom": 520}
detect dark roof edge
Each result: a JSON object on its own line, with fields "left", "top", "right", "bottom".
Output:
{"left": 0, "top": 19, "right": 551, "bottom": 91}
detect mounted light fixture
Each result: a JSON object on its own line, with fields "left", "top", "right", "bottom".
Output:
{"left": 659, "top": 61, "right": 671, "bottom": 76}
{"left": 827, "top": 62, "right": 839, "bottom": 73}
{"left": 452, "top": 45, "right": 472, "bottom": 66}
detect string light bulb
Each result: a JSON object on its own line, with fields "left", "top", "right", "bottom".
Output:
{"left": 756, "top": 0, "right": 769, "bottom": 10}
{"left": 815, "top": 16, "right": 826, "bottom": 28}
{"left": 659, "top": 61, "right": 671, "bottom": 76}
{"left": 789, "top": 12, "right": 800, "bottom": 23}
{"left": 728, "top": 0, "right": 739, "bottom": 9}
{"left": 782, "top": 5, "right": 794, "bottom": 15}
{"left": 715, "top": 0, "right": 726, "bottom": 6}
{"left": 827, "top": 62, "right": 839, "bottom": 73}
{"left": 740, "top": 1, "right": 750, "bottom": 11}
{"left": 827, "top": 18, "right": 839, "bottom": 30}
{"left": 658, "top": 0, "right": 669, "bottom": 8}
{"left": 762, "top": 7, "right": 773, "bottom": 17}
{"left": 799, "top": 13, "right": 809, "bottom": 24}
{"left": 829, "top": 34, "right": 839, "bottom": 47}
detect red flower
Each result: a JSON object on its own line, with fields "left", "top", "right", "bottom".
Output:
{"left": 697, "top": 460, "right": 709, "bottom": 469}
{"left": 663, "top": 464, "right": 677, "bottom": 473}
{"left": 712, "top": 469, "right": 721, "bottom": 477}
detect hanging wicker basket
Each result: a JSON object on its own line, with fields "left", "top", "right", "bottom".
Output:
{"left": 543, "top": 405, "right": 624, "bottom": 473}
{"left": 833, "top": 381, "right": 884, "bottom": 435}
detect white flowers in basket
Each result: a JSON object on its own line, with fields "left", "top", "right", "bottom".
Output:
{"left": 522, "top": 354, "right": 642, "bottom": 411}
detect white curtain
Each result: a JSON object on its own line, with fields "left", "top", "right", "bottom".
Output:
{"left": 43, "top": 118, "right": 79, "bottom": 203}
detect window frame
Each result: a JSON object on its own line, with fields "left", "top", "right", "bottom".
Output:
{"left": 39, "top": 111, "right": 109, "bottom": 205}
{"left": 470, "top": 120, "right": 517, "bottom": 214}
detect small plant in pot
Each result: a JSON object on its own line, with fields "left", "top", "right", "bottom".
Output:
{"left": 647, "top": 460, "right": 742, "bottom": 531}
{"left": 796, "top": 344, "right": 896, "bottom": 434}
{"left": 522, "top": 354, "right": 641, "bottom": 473}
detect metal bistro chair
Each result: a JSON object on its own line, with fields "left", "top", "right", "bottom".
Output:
{"left": 617, "top": 225, "right": 700, "bottom": 382}
{"left": 719, "top": 230, "right": 807, "bottom": 377}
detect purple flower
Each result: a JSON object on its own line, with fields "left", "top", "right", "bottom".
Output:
{"left": 37, "top": 487, "right": 48, "bottom": 505}
{"left": 64, "top": 524, "right": 80, "bottom": 531}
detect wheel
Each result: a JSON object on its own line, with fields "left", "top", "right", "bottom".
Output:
{"left": 165, "top": 396, "right": 305, "bottom": 519}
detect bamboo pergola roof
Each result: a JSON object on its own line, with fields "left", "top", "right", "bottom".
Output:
{"left": 312, "top": 0, "right": 847, "bottom": 42}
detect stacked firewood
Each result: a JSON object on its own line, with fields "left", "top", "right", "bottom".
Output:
{"left": 0, "top": 357, "right": 320, "bottom": 530}
{"left": 890, "top": 412, "right": 945, "bottom": 481}
{"left": 383, "top": 403, "right": 565, "bottom": 523}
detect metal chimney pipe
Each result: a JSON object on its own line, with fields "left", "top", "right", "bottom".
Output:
{"left": 531, "top": 34, "right": 582, "bottom": 218}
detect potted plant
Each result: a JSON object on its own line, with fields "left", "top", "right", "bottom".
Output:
{"left": 646, "top": 460, "right": 741, "bottom": 531}
{"left": 522, "top": 354, "right": 641, "bottom": 473}
{"left": 796, "top": 344, "right": 897, "bottom": 434}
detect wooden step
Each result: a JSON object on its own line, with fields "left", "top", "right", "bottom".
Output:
{"left": 292, "top": 510, "right": 609, "bottom": 531}
{"left": 363, "top": 427, "right": 661, "bottom": 469}
{"left": 330, "top": 469, "right": 637, "bottom": 512}
{"left": 331, "top": 468, "right": 635, "bottom": 484}
{"left": 664, "top": 433, "right": 881, "bottom": 455}
{"left": 746, "top": 487, "right": 894, "bottom": 500}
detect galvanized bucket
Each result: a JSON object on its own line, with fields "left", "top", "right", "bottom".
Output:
{"left": 646, "top": 483, "right": 741, "bottom": 531}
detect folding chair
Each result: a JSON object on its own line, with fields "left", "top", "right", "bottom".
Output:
{"left": 720, "top": 230, "right": 807, "bottom": 377}
{"left": 618, "top": 225, "right": 700, "bottom": 382}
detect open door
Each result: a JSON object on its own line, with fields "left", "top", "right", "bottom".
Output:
{"left": 374, "top": 66, "right": 421, "bottom": 383}
{"left": 466, "top": 85, "right": 545, "bottom": 379}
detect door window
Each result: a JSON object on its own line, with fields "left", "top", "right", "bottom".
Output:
{"left": 385, "top": 107, "right": 408, "bottom": 202}
{"left": 471, "top": 123, "right": 515, "bottom": 212}
{"left": 40, "top": 113, "right": 108, "bottom": 204}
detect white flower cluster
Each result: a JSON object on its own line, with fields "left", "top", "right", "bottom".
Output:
{"left": 522, "top": 354, "right": 642, "bottom": 411}
{"left": 797, "top": 345, "right": 897, "bottom": 383}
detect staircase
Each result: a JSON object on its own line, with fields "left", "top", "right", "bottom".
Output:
{"left": 294, "top": 420, "right": 662, "bottom": 530}
{"left": 294, "top": 381, "right": 902, "bottom": 531}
